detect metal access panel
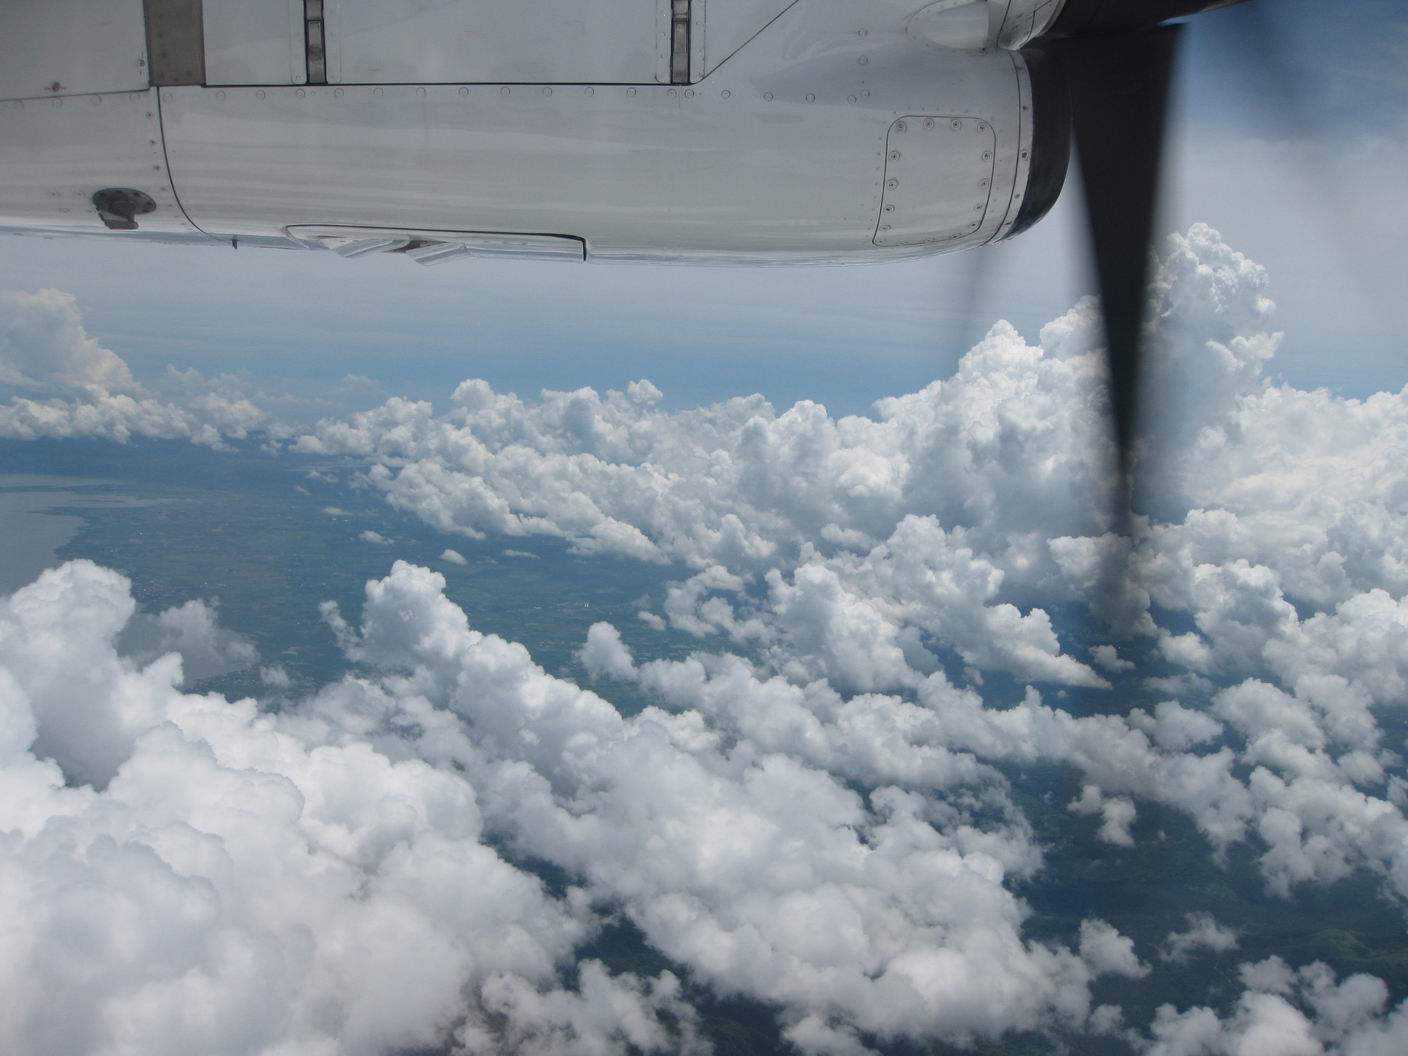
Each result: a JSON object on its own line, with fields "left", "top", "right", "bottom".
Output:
{"left": 156, "top": 82, "right": 896, "bottom": 259}
{"left": 0, "top": 0, "right": 149, "bottom": 101}
{"left": 322, "top": 0, "right": 671, "bottom": 84}
{"left": 693, "top": 0, "right": 798, "bottom": 78}
{"left": 0, "top": 90, "right": 202, "bottom": 236}
{"left": 203, "top": 0, "right": 307, "bottom": 86}
{"left": 874, "top": 116, "right": 997, "bottom": 247}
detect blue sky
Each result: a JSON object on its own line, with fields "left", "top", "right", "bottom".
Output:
{"left": 0, "top": 0, "right": 1403, "bottom": 419}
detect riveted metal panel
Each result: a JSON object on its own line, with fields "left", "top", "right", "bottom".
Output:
{"left": 694, "top": 0, "right": 800, "bottom": 77}
{"left": 157, "top": 81, "right": 893, "bottom": 259}
{"left": 874, "top": 116, "right": 997, "bottom": 246}
{"left": 321, "top": 0, "right": 666, "bottom": 85}
{"left": 150, "top": 8, "right": 1030, "bottom": 264}
{"left": 145, "top": 0, "right": 207, "bottom": 86}
{"left": 202, "top": 0, "right": 306, "bottom": 85}
{"left": 0, "top": 0, "right": 148, "bottom": 101}
{"left": 0, "top": 90, "right": 203, "bottom": 236}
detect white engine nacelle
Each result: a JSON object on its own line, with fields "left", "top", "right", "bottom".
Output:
{"left": 0, "top": 1, "right": 1074, "bottom": 264}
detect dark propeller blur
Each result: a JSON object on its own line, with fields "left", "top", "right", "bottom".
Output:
{"left": 1005, "top": 0, "right": 1270, "bottom": 619}
{"left": 999, "top": 1, "right": 1275, "bottom": 498}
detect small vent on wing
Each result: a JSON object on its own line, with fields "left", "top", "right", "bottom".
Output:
{"left": 288, "top": 227, "right": 587, "bottom": 263}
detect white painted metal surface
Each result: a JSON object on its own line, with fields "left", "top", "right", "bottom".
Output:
{"left": 203, "top": 0, "right": 307, "bottom": 86}
{"left": 906, "top": 1, "right": 995, "bottom": 53}
{"left": 874, "top": 116, "right": 996, "bottom": 246}
{"left": 0, "top": 0, "right": 148, "bottom": 101}
{"left": 321, "top": 0, "right": 669, "bottom": 85}
{"left": 0, "top": 90, "right": 202, "bottom": 236}
{"left": 989, "top": 50, "right": 1037, "bottom": 244}
{"left": 158, "top": 82, "right": 886, "bottom": 259}
{"left": 0, "top": 0, "right": 1050, "bottom": 263}
{"left": 157, "top": 39, "right": 1025, "bottom": 262}
{"left": 693, "top": 0, "right": 798, "bottom": 78}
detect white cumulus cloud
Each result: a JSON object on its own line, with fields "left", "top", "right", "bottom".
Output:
{"left": 5, "top": 223, "right": 1408, "bottom": 1052}
{"left": 0, "top": 289, "right": 263, "bottom": 447}
{"left": 0, "top": 562, "right": 704, "bottom": 1056}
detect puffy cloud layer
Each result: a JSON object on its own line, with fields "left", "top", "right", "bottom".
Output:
{"left": 0, "top": 562, "right": 704, "bottom": 1056}
{"left": 117, "top": 598, "right": 259, "bottom": 682}
{"left": 4, "top": 224, "right": 1407, "bottom": 1052}
{"left": 318, "top": 562, "right": 1133, "bottom": 1046}
{"left": 0, "top": 289, "right": 262, "bottom": 446}
{"left": 293, "top": 306, "right": 1114, "bottom": 571}
{"left": 0, "top": 560, "right": 1155, "bottom": 1055}
{"left": 0, "top": 289, "right": 138, "bottom": 393}
{"left": 1161, "top": 913, "right": 1240, "bottom": 964}
{"left": 656, "top": 515, "right": 1112, "bottom": 692}
{"left": 290, "top": 227, "right": 1408, "bottom": 916}
{"left": 290, "top": 224, "right": 1408, "bottom": 684}
{"left": 1140, "top": 959, "right": 1408, "bottom": 1056}
{"left": 6, "top": 559, "right": 1406, "bottom": 1054}
{"left": 289, "top": 225, "right": 1356, "bottom": 580}
{"left": 579, "top": 613, "right": 1408, "bottom": 905}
